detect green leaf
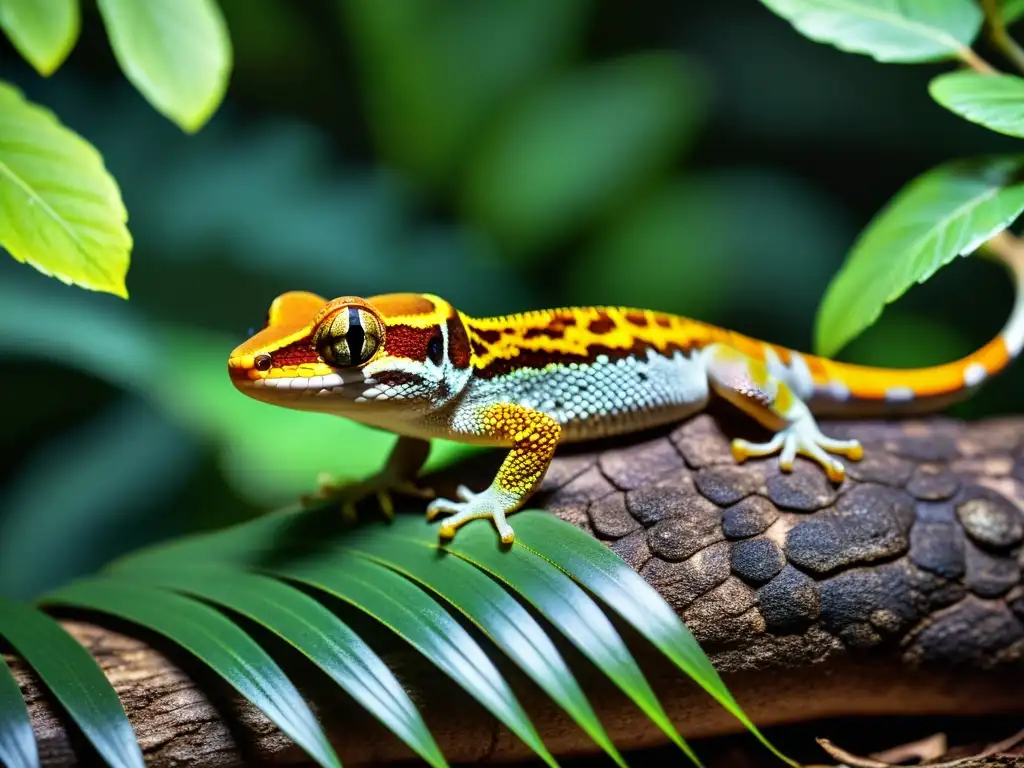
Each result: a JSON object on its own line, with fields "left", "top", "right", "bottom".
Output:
{"left": 511, "top": 512, "right": 797, "bottom": 767}
{"left": 96, "top": 0, "right": 232, "bottom": 132}
{"left": 268, "top": 551, "right": 559, "bottom": 768}
{"left": 0, "top": 595, "right": 143, "bottom": 768}
{"left": 0, "top": 654, "right": 38, "bottom": 768}
{"left": 1004, "top": 0, "right": 1024, "bottom": 25}
{"left": 341, "top": 526, "right": 626, "bottom": 767}
{"left": 0, "top": 0, "right": 80, "bottom": 75}
{"left": 431, "top": 518, "right": 702, "bottom": 766}
{"left": 930, "top": 72, "right": 1024, "bottom": 139}
{"left": 120, "top": 566, "right": 449, "bottom": 768}
{"left": 41, "top": 580, "right": 340, "bottom": 768}
{"left": 758, "top": 0, "right": 982, "bottom": 63}
{"left": 0, "top": 82, "right": 131, "bottom": 298}
{"left": 463, "top": 52, "right": 704, "bottom": 257}
{"left": 815, "top": 156, "right": 1024, "bottom": 357}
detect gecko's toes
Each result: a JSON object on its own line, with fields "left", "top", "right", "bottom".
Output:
{"left": 427, "top": 487, "right": 517, "bottom": 544}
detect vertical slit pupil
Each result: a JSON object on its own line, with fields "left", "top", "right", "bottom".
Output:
{"left": 346, "top": 307, "right": 366, "bottom": 364}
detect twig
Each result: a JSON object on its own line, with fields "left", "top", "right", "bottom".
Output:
{"left": 980, "top": 0, "right": 1024, "bottom": 76}
{"left": 957, "top": 44, "right": 999, "bottom": 74}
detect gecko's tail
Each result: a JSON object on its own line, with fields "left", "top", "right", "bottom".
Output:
{"left": 801, "top": 240, "right": 1024, "bottom": 415}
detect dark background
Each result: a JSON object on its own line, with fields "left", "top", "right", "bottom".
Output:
{"left": 1, "top": 0, "right": 1021, "bottom": 602}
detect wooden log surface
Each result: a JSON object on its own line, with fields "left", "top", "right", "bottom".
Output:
{"left": 9, "top": 412, "right": 1024, "bottom": 765}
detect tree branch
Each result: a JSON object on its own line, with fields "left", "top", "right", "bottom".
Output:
{"left": 10, "top": 413, "right": 1024, "bottom": 765}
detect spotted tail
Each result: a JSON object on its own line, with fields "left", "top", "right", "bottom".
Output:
{"left": 776, "top": 246, "right": 1024, "bottom": 416}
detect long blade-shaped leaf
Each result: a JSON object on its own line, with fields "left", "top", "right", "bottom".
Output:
{"left": 0, "top": 654, "right": 38, "bottom": 768}
{"left": 342, "top": 528, "right": 626, "bottom": 767}
{"left": 0, "top": 595, "right": 142, "bottom": 768}
{"left": 814, "top": 155, "right": 1024, "bottom": 357}
{"left": 120, "top": 565, "right": 448, "bottom": 768}
{"left": 510, "top": 511, "right": 797, "bottom": 767}
{"left": 403, "top": 516, "right": 700, "bottom": 765}
{"left": 267, "top": 552, "right": 558, "bottom": 768}
{"left": 40, "top": 580, "right": 340, "bottom": 768}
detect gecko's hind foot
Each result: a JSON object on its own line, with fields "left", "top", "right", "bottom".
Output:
{"left": 303, "top": 472, "right": 435, "bottom": 523}
{"left": 426, "top": 485, "right": 516, "bottom": 544}
{"left": 732, "top": 423, "right": 863, "bottom": 483}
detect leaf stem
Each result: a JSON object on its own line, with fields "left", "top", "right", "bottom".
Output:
{"left": 957, "top": 45, "right": 999, "bottom": 74}
{"left": 980, "top": 0, "right": 1024, "bottom": 75}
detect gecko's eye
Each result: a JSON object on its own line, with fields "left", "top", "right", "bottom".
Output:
{"left": 314, "top": 306, "right": 383, "bottom": 367}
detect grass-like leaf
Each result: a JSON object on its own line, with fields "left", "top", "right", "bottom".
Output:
{"left": 511, "top": 512, "right": 799, "bottom": 767}
{"left": 15, "top": 504, "right": 790, "bottom": 766}
{"left": 268, "top": 551, "right": 559, "bottom": 768}
{"left": 96, "top": 0, "right": 232, "bottom": 132}
{"left": 40, "top": 580, "right": 341, "bottom": 768}
{"left": 0, "top": 654, "right": 38, "bottom": 768}
{"left": 341, "top": 525, "right": 627, "bottom": 767}
{"left": 0, "top": 82, "right": 131, "bottom": 297}
{"left": 0, "top": 595, "right": 142, "bottom": 768}
{"left": 117, "top": 565, "right": 449, "bottom": 768}
{"left": 758, "top": 0, "right": 982, "bottom": 63}
{"left": 930, "top": 72, "right": 1024, "bottom": 139}
{"left": 814, "top": 155, "right": 1024, "bottom": 357}
{"left": 0, "top": 0, "right": 79, "bottom": 75}
{"left": 427, "top": 517, "right": 703, "bottom": 765}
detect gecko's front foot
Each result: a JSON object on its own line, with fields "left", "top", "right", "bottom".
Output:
{"left": 304, "top": 472, "right": 435, "bottom": 523}
{"left": 426, "top": 485, "right": 517, "bottom": 544}
{"left": 731, "top": 420, "right": 863, "bottom": 483}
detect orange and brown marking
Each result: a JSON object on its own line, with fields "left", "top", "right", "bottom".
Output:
{"left": 464, "top": 305, "right": 737, "bottom": 379}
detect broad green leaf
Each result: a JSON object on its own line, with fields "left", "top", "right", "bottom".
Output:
{"left": 41, "top": 580, "right": 340, "bottom": 768}
{"left": 268, "top": 551, "right": 558, "bottom": 768}
{"left": 435, "top": 518, "right": 702, "bottom": 766}
{"left": 1004, "top": 0, "right": 1024, "bottom": 25}
{"left": 96, "top": 0, "right": 232, "bottom": 132}
{"left": 512, "top": 512, "right": 797, "bottom": 767}
{"left": 758, "top": 0, "right": 982, "bottom": 62}
{"left": 120, "top": 566, "right": 448, "bottom": 768}
{"left": 463, "top": 52, "right": 704, "bottom": 257}
{"left": 930, "top": 72, "right": 1024, "bottom": 138}
{"left": 815, "top": 156, "right": 1024, "bottom": 357}
{"left": 0, "top": 596, "right": 143, "bottom": 768}
{"left": 0, "top": 83, "right": 131, "bottom": 297}
{"left": 0, "top": 655, "right": 38, "bottom": 768}
{"left": 342, "top": 526, "right": 626, "bottom": 767}
{"left": 0, "top": 0, "right": 79, "bottom": 75}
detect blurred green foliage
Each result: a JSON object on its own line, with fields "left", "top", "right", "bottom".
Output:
{"left": 2, "top": 0, "right": 1024, "bottom": 601}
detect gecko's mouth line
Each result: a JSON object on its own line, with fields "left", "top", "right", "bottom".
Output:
{"left": 236, "top": 371, "right": 371, "bottom": 397}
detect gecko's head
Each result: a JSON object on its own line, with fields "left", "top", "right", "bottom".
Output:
{"left": 228, "top": 291, "right": 474, "bottom": 416}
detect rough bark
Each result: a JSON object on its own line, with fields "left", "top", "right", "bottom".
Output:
{"left": 9, "top": 413, "right": 1024, "bottom": 766}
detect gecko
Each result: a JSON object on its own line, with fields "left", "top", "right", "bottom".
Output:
{"left": 228, "top": 250, "right": 1024, "bottom": 544}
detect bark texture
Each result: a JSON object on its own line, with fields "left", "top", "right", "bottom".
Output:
{"left": 9, "top": 414, "right": 1024, "bottom": 766}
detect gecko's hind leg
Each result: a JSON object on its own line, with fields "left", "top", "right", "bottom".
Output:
{"left": 703, "top": 343, "right": 863, "bottom": 482}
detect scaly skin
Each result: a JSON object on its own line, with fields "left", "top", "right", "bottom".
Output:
{"left": 228, "top": 254, "right": 1024, "bottom": 543}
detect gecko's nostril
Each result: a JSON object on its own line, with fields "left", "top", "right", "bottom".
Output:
{"left": 254, "top": 354, "right": 273, "bottom": 372}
